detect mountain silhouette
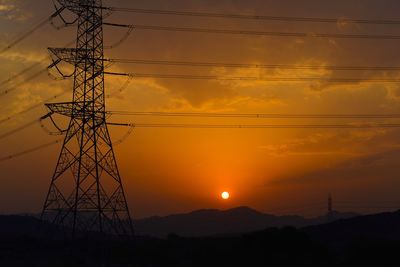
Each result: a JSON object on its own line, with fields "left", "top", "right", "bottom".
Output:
{"left": 0, "top": 215, "right": 42, "bottom": 238}
{"left": 304, "top": 209, "right": 400, "bottom": 245}
{"left": 0, "top": 207, "right": 359, "bottom": 238}
{"left": 2, "top": 209, "right": 400, "bottom": 266}
{"left": 134, "top": 206, "right": 357, "bottom": 237}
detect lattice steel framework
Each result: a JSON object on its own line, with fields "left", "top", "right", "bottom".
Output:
{"left": 41, "top": 0, "right": 134, "bottom": 237}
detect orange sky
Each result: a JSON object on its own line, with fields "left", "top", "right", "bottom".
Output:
{"left": 2, "top": 0, "right": 400, "bottom": 218}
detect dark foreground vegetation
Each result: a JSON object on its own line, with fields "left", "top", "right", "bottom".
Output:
{"left": 2, "top": 210, "right": 400, "bottom": 266}
{"left": 0, "top": 227, "right": 399, "bottom": 267}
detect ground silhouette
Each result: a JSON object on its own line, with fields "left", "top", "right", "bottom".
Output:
{"left": 0, "top": 209, "right": 399, "bottom": 266}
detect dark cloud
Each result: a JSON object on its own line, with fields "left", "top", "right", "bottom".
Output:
{"left": 269, "top": 146, "right": 400, "bottom": 187}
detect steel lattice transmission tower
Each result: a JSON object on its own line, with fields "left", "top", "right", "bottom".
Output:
{"left": 41, "top": 0, "right": 134, "bottom": 237}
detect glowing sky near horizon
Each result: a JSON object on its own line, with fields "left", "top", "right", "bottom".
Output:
{"left": 2, "top": 0, "right": 400, "bottom": 218}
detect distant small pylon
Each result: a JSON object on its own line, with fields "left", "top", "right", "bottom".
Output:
{"left": 327, "top": 194, "right": 334, "bottom": 222}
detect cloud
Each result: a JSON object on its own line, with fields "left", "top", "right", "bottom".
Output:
{"left": 0, "top": 0, "right": 30, "bottom": 21}
{"left": 0, "top": 50, "right": 47, "bottom": 64}
{"left": 259, "top": 132, "right": 358, "bottom": 158}
{"left": 0, "top": 4, "right": 11, "bottom": 11}
{"left": 336, "top": 17, "right": 361, "bottom": 30}
{"left": 263, "top": 127, "right": 400, "bottom": 189}
{"left": 264, "top": 126, "right": 392, "bottom": 154}
{"left": 270, "top": 148, "right": 400, "bottom": 187}
{"left": 0, "top": 0, "right": 14, "bottom": 11}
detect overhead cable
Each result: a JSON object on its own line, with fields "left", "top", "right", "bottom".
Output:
{"left": 0, "top": 9, "right": 64, "bottom": 54}
{"left": 0, "top": 92, "right": 67, "bottom": 125}
{"left": 106, "top": 7, "right": 400, "bottom": 26}
{"left": 105, "top": 23, "right": 400, "bottom": 40}
{"left": 111, "top": 123, "right": 400, "bottom": 129}
{"left": 105, "top": 71, "right": 400, "bottom": 83}
{"left": 0, "top": 119, "right": 40, "bottom": 140}
{"left": 108, "top": 111, "right": 400, "bottom": 119}
{"left": 0, "top": 139, "right": 61, "bottom": 163}
{"left": 110, "top": 58, "right": 400, "bottom": 71}
{"left": 0, "top": 69, "right": 48, "bottom": 97}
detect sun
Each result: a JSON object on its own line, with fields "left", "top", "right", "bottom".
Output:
{"left": 221, "top": 191, "right": 230, "bottom": 200}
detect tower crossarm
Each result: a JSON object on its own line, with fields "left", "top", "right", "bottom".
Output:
{"left": 49, "top": 47, "right": 90, "bottom": 67}
{"left": 46, "top": 101, "right": 104, "bottom": 120}
{"left": 56, "top": 0, "right": 102, "bottom": 15}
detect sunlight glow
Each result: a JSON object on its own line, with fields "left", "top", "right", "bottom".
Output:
{"left": 221, "top": 191, "right": 230, "bottom": 200}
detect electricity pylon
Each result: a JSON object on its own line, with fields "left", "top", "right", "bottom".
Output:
{"left": 327, "top": 194, "right": 333, "bottom": 222}
{"left": 41, "top": 0, "right": 134, "bottom": 238}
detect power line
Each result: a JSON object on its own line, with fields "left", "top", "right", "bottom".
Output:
{"left": 0, "top": 39, "right": 76, "bottom": 98}
{"left": 336, "top": 200, "right": 400, "bottom": 204}
{"left": 110, "top": 58, "right": 400, "bottom": 71}
{"left": 0, "top": 119, "right": 40, "bottom": 140}
{"left": 0, "top": 92, "right": 66, "bottom": 125}
{"left": 0, "top": 69, "right": 48, "bottom": 97}
{"left": 106, "top": 6, "right": 400, "bottom": 26}
{"left": 106, "top": 23, "right": 400, "bottom": 40}
{"left": 3, "top": 115, "right": 399, "bottom": 143}
{"left": 335, "top": 205, "right": 400, "bottom": 209}
{"left": 11, "top": 121, "right": 400, "bottom": 164}
{"left": 0, "top": 86, "right": 129, "bottom": 125}
{"left": 264, "top": 200, "right": 400, "bottom": 215}
{"left": 0, "top": 79, "right": 130, "bottom": 125}
{"left": 0, "top": 139, "right": 61, "bottom": 163}
{"left": 0, "top": 62, "right": 44, "bottom": 87}
{"left": 0, "top": 9, "right": 63, "bottom": 54}
{"left": 111, "top": 123, "right": 400, "bottom": 129}
{"left": 265, "top": 202, "right": 326, "bottom": 214}
{"left": 109, "top": 111, "right": 400, "bottom": 119}
{"left": 105, "top": 71, "right": 400, "bottom": 83}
